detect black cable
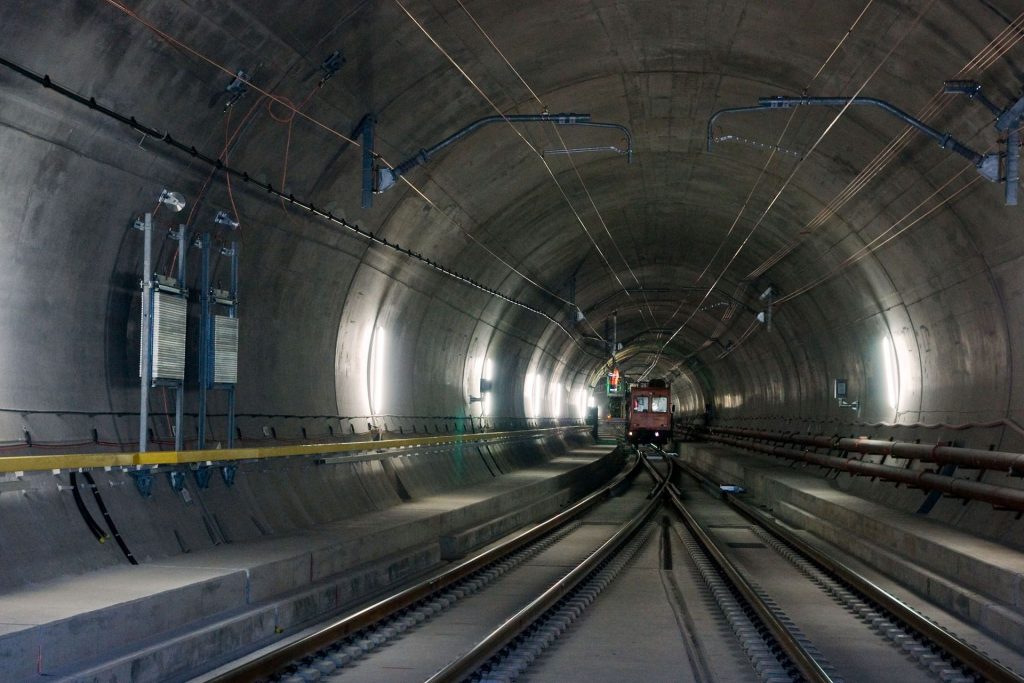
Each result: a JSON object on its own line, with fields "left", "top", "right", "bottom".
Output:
{"left": 69, "top": 472, "right": 108, "bottom": 543}
{"left": 81, "top": 471, "right": 138, "bottom": 565}
{"left": 0, "top": 55, "right": 601, "bottom": 358}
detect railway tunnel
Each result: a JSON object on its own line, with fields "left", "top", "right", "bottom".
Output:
{"left": 2, "top": 0, "right": 1024, "bottom": 680}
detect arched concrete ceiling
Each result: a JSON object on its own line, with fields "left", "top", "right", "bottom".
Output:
{"left": 1, "top": 0, "right": 1022, "bottom": 441}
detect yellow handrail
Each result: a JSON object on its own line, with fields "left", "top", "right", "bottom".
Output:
{"left": 0, "top": 426, "right": 585, "bottom": 474}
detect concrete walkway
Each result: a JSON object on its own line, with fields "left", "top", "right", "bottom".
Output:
{"left": 0, "top": 444, "right": 620, "bottom": 681}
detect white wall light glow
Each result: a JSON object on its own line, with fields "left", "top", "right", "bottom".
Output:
{"left": 882, "top": 335, "right": 900, "bottom": 413}
{"left": 370, "top": 326, "right": 386, "bottom": 415}
{"left": 550, "top": 382, "right": 562, "bottom": 418}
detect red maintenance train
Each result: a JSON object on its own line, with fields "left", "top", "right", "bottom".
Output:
{"left": 626, "top": 379, "right": 672, "bottom": 445}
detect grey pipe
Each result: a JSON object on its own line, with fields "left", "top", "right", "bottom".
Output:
{"left": 713, "top": 426, "right": 1024, "bottom": 475}
{"left": 710, "top": 433, "right": 1024, "bottom": 511}
{"left": 379, "top": 112, "right": 640, "bottom": 192}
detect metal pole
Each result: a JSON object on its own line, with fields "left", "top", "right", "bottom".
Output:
{"left": 227, "top": 242, "right": 239, "bottom": 448}
{"left": 198, "top": 232, "right": 211, "bottom": 449}
{"left": 1007, "top": 124, "right": 1020, "bottom": 207}
{"left": 139, "top": 212, "right": 153, "bottom": 453}
{"left": 360, "top": 115, "right": 375, "bottom": 209}
{"left": 174, "top": 224, "right": 187, "bottom": 452}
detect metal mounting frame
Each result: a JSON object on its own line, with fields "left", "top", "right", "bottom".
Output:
{"left": 374, "top": 113, "right": 633, "bottom": 194}
{"left": 707, "top": 92, "right": 1017, "bottom": 198}
{"left": 943, "top": 79, "right": 1024, "bottom": 206}
{"left": 136, "top": 210, "right": 188, "bottom": 453}
{"left": 197, "top": 213, "right": 240, "bottom": 449}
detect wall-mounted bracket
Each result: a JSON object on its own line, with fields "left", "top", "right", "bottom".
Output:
{"left": 129, "top": 470, "right": 154, "bottom": 498}
{"left": 756, "top": 284, "right": 777, "bottom": 332}
{"left": 193, "top": 465, "right": 212, "bottom": 490}
{"left": 374, "top": 113, "right": 633, "bottom": 195}
{"left": 354, "top": 115, "right": 376, "bottom": 209}
{"left": 833, "top": 378, "right": 859, "bottom": 411}
{"left": 317, "top": 50, "right": 345, "bottom": 88}
{"left": 167, "top": 470, "right": 186, "bottom": 492}
{"left": 944, "top": 80, "right": 1024, "bottom": 205}
{"left": 221, "top": 464, "right": 237, "bottom": 488}
{"left": 209, "top": 69, "right": 250, "bottom": 112}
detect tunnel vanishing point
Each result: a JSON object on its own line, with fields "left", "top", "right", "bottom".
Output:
{"left": 1, "top": 1, "right": 1024, "bottom": 681}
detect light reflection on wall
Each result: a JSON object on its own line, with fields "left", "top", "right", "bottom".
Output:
{"left": 720, "top": 394, "right": 744, "bottom": 409}
{"left": 882, "top": 335, "right": 900, "bottom": 414}
{"left": 370, "top": 326, "right": 386, "bottom": 415}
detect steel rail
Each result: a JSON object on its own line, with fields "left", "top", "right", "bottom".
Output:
{"left": 423, "top": 457, "right": 670, "bottom": 682}
{"left": 0, "top": 425, "right": 587, "bottom": 474}
{"left": 642, "top": 455, "right": 835, "bottom": 683}
{"left": 672, "top": 457, "right": 1024, "bottom": 683}
{"left": 206, "top": 449, "right": 639, "bottom": 682}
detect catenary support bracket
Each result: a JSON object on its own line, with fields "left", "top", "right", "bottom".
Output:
{"left": 709, "top": 95, "right": 999, "bottom": 183}
{"left": 374, "top": 113, "right": 633, "bottom": 194}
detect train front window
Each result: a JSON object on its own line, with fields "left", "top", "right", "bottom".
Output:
{"left": 651, "top": 396, "right": 668, "bottom": 413}
{"left": 633, "top": 396, "right": 649, "bottom": 412}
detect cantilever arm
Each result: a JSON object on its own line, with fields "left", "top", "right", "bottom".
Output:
{"left": 706, "top": 105, "right": 777, "bottom": 152}
{"left": 707, "top": 95, "right": 999, "bottom": 182}
{"left": 758, "top": 96, "right": 989, "bottom": 169}
{"left": 376, "top": 113, "right": 633, "bottom": 192}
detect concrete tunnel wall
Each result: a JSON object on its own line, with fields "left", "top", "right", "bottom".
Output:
{"left": 1, "top": 1, "right": 1024, "bottom": 556}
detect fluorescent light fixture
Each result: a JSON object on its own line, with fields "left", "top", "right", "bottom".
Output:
{"left": 371, "top": 326, "right": 386, "bottom": 414}
{"left": 550, "top": 382, "right": 562, "bottom": 418}
{"left": 524, "top": 373, "right": 535, "bottom": 418}
{"left": 882, "top": 335, "right": 899, "bottom": 412}
{"left": 535, "top": 377, "right": 545, "bottom": 418}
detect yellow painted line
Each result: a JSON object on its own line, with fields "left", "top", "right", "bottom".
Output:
{"left": 0, "top": 452, "right": 139, "bottom": 473}
{"left": 0, "top": 427, "right": 584, "bottom": 474}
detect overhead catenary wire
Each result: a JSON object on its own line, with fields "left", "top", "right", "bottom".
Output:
{"left": 745, "top": 9, "right": 1024, "bottom": 282}
{"left": 97, "top": 0, "right": 579, "bottom": 314}
{"left": 651, "top": 1, "right": 878, "bottom": 355}
{"left": 777, "top": 173, "right": 984, "bottom": 304}
{"left": 638, "top": 0, "right": 884, "bottom": 380}
{"left": 394, "top": 0, "right": 654, "bottom": 335}
{"left": 452, "top": 0, "right": 661, "bottom": 330}
{"left": 713, "top": 170, "right": 985, "bottom": 362}
{"left": 660, "top": 0, "right": 937, "bottom": 367}
{"left": 450, "top": 0, "right": 653, "bottom": 339}
{"left": 0, "top": 56, "right": 604, "bottom": 359}
{"left": 708, "top": 14, "right": 1024, "bottom": 362}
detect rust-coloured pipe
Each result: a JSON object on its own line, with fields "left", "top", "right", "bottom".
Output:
{"left": 712, "top": 427, "right": 1024, "bottom": 475}
{"left": 708, "top": 434, "right": 1024, "bottom": 511}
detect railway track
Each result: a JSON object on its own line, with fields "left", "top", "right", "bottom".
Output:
{"left": 644, "top": 447, "right": 1024, "bottom": 683}
{"left": 198, "top": 448, "right": 1024, "bottom": 683}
